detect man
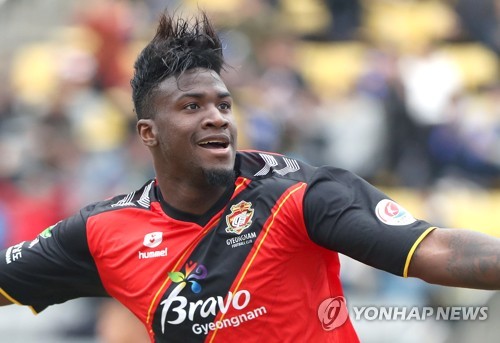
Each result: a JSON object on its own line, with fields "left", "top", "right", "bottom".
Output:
{"left": 0, "top": 11, "right": 499, "bottom": 343}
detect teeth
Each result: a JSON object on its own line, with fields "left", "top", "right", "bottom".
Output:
{"left": 200, "top": 141, "right": 226, "bottom": 145}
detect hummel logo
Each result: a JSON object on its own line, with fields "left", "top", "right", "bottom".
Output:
{"left": 143, "top": 232, "right": 163, "bottom": 248}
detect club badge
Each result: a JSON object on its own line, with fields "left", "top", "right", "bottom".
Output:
{"left": 225, "top": 201, "right": 254, "bottom": 235}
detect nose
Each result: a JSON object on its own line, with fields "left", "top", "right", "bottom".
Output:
{"left": 202, "top": 106, "right": 229, "bottom": 129}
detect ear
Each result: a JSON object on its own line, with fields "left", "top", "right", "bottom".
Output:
{"left": 137, "top": 119, "right": 158, "bottom": 147}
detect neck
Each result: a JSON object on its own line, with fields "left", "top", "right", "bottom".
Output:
{"left": 156, "top": 175, "right": 230, "bottom": 215}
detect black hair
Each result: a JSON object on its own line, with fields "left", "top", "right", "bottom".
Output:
{"left": 131, "top": 11, "right": 224, "bottom": 119}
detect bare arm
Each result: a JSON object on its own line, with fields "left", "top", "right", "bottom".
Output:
{"left": 408, "top": 228, "right": 500, "bottom": 289}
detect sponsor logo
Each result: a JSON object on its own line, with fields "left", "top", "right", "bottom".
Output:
{"left": 139, "top": 247, "right": 168, "bottom": 259}
{"left": 192, "top": 306, "right": 267, "bottom": 335}
{"left": 139, "top": 232, "right": 167, "bottom": 259}
{"left": 225, "top": 201, "right": 254, "bottom": 235}
{"left": 168, "top": 261, "right": 208, "bottom": 294}
{"left": 375, "top": 199, "right": 417, "bottom": 226}
{"left": 160, "top": 261, "right": 266, "bottom": 334}
{"left": 143, "top": 232, "right": 163, "bottom": 248}
{"left": 29, "top": 223, "right": 60, "bottom": 248}
{"left": 5, "top": 242, "right": 24, "bottom": 264}
{"left": 40, "top": 224, "right": 56, "bottom": 238}
{"left": 318, "top": 296, "right": 349, "bottom": 331}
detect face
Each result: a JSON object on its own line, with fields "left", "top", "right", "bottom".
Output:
{"left": 138, "top": 68, "right": 237, "bottom": 186}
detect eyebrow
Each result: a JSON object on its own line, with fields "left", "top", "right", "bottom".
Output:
{"left": 176, "top": 91, "right": 232, "bottom": 101}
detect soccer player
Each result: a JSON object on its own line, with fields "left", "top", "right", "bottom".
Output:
{"left": 0, "top": 11, "right": 498, "bottom": 343}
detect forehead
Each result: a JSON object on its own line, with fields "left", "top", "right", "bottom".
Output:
{"left": 156, "top": 68, "right": 229, "bottom": 99}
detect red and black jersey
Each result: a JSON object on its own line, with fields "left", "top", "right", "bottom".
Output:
{"left": 0, "top": 151, "right": 434, "bottom": 342}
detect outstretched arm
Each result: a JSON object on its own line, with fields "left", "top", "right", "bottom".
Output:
{"left": 408, "top": 228, "right": 500, "bottom": 289}
{"left": 0, "top": 293, "right": 12, "bottom": 306}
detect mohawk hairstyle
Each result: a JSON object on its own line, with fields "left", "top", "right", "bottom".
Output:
{"left": 131, "top": 11, "right": 225, "bottom": 119}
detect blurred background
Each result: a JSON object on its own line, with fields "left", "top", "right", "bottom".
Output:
{"left": 0, "top": 0, "right": 499, "bottom": 342}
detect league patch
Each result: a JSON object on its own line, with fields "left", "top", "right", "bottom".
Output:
{"left": 375, "top": 199, "right": 417, "bottom": 226}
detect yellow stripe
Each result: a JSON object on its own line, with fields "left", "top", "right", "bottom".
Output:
{"left": 234, "top": 177, "right": 247, "bottom": 192}
{"left": 0, "top": 288, "right": 20, "bottom": 305}
{"left": 209, "top": 182, "right": 306, "bottom": 343}
{"left": 233, "top": 183, "right": 306, "bottom": 292}
{"left": 0, "top": 288, "right": 38, "bottom": 315}
{"left": 403, "top": 227, "right": 437, "bottom": 278}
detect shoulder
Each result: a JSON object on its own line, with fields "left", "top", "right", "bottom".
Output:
{"left": 81, "top": 179, "right": 155, "bottom": 220}
{"left": 304, "top": 165, "right": 376, "bottom": 202}
{"left": 235, "top": 150, "right": 318, "bottom": 182}
{"left": 306, "top": 165, "right": 365, "bottom": 188}
{"left": 235, "top": 150, "right": 364, "bottom": 191}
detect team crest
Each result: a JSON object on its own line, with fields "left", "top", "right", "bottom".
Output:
{"left": 225, "top": 201, "right": 254, "bottom": 235}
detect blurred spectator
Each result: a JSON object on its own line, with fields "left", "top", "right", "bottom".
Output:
{"left": 74, "top": 0, "right": 134, "bottom": 90}
{"left": 311, "top": 88, "right": 388, "bottom": 181}
{"left": 322, "top": 0, "right": 362, "bottom": 40}
{"left": 454, "top": 0, "right": 500, "bottom": 54}
{"left": 398, "top": 42, "right": 464, "bottom": 186}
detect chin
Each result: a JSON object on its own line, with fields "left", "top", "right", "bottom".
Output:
{"left": 202, "top": 168, "right": 235, "bottom": 187}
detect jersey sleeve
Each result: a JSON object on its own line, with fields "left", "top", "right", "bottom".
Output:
{"left": 303, "top": 166, "right": 435, "bottom": 276}
{"left": 0, "top": 204, "right": 108, "bottom": 313}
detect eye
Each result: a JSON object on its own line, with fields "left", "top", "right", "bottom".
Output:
{"left": 184, "top": 103, "right": 200, "bottom": 110}
{"left": 218, "top": 102, "right": 231, "bottom": 111}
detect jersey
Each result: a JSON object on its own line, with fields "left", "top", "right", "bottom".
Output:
{"left": 0, "top": 150, "right": 435, "bottom": 342}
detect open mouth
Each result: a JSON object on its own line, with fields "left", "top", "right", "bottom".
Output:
{"left": 198, "top": 141, "right": 230, "bottom": 149}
